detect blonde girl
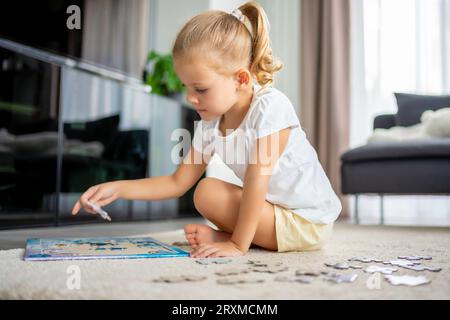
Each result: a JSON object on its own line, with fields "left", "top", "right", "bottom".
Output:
{"left": 72, "top": 1, "right": 342, "bottom": 258}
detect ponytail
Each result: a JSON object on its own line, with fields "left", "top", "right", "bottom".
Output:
{"left": 239, "top": 1, "right": 282, "bottom": 89}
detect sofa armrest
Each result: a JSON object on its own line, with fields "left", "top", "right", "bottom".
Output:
{"left": 373, "top": 114, "right": 396, "bottom": 130}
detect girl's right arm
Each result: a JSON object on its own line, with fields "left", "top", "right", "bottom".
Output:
{"left": 71, "top": 145, "right": 209, "bottom": 215}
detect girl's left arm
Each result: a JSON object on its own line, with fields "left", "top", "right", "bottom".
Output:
{"left": 230, "top": 127, "right": 292, "bottom": 253}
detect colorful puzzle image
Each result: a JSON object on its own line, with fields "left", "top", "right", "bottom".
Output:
{"left": 24, "top": 237, "right": 189, "bottom": 261}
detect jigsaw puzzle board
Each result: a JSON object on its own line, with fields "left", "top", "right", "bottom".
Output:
{"left": 24, "top": 237, "right": 189, "bottom": 261}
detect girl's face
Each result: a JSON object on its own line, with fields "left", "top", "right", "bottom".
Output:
{"left": 174, "top": 58, "right": 240, "bottom": 121}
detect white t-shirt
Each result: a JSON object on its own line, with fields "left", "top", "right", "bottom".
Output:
{"left": 192, "top": 84, "right": 342, "bottom": 224}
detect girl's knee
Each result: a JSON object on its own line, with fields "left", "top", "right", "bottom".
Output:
{"left": 193, "top": 177, "right": 215, "bottom": 213}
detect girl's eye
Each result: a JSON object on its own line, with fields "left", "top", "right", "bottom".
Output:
{"left": 195, "top": 88, "right": 208, "bottom": 93}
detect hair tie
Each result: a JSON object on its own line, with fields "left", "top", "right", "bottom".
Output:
{"left": 230, "top": 9, "right": 245, "bottom": 23}
{"left": 230, "top": 8, "right": 253, "bottom": 38}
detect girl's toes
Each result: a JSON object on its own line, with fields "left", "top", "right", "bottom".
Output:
{"left": 184, "top": 224, "right": 198, "bottom": 235}
{"left": 185, "top": 234, "right": 198, "bottom": 246}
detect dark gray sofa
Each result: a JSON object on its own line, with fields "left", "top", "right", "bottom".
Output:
{"left": 340, "top": 93, "right": 450, "bottom": 224}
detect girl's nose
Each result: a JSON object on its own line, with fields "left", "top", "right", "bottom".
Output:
{"left": 186, "top": 91, "right": 199, "bottom": 105}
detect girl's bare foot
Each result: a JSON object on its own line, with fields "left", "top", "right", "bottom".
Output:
{"left": 184, "top": 224, "right": 231, "bottom": 247}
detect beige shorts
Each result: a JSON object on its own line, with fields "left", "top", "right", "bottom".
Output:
{"left": 274, "top": 204, "right": 334, "bottom": 252}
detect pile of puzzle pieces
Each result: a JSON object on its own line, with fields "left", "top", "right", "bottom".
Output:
{"left": 153, "top": 247, "right": 442, "bottom": 287}
{"left": 324, "top": 255, "right": 441, "bottom": 286}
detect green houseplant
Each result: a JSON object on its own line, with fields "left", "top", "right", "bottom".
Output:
{"left": 144, "top": 50, "right": 185, "bottom": 98}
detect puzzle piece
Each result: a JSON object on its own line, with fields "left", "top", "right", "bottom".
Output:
{"left": 383, "top": 259, "right": 441, "bottom": 272}
{"left": 320, "top": 271, "right": 339, "bottom": 277}
{"left": 324, "top": 273, "right": 358, "bottom": 284}
{"left": 250, "top": 265, "right": 288, "bottom": 273}
{"left": 295, "top": 270, "right": 320, "bottom": 277}
{"left": 247, "top": 259, "right": 283, "bottom": 267}
{"left": 195, "top": 258, "right": 232, "bottom": 265}
{"left": 215, "top": 268, "right": 249, "bottom": 276}
{"left": 274, "top": 275, "right": 314, "bottom": 284}
{"left": 325, "top": 262, "right": 363, "bottom": 270}
{"left": 421, "top": 266, "right": 441, "bottom": 272}
{"left": 246, "top": 259, "right": 287, "bottom": 273}
{"left": 153, "top": 275, "right": 207, "bottom": 283}
{"left": 384, "top": 275, "right": 431, "bottom": 286}
{"left": 217, "top": 277, "right": 265, "bottom": 285}
{"left": 364, "top": 265, "right": 398, "bottom": 275}
{"left": 382, "top": 259, "right": 420, "bottom": 267}
{"left": 348, "top": 257, "right": 383, "bottom": 263}
{"left": 402, "top": 264, "right": 442, "bottom": 272}
{"left": 397, "top": 255, "right": 432, "bottom": 261}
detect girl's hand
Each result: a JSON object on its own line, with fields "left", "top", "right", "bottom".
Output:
{"left": 71, "top": 181, "right": 122, "bottom": 216}
{"left": 190, "top": 241, "right": 246, "bottom": 258}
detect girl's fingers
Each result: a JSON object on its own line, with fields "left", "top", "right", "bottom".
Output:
{"left": 72, "top": 201, "right": 81, "bottom": 215}
{"left": 192, "top": 245, "right": 219, "bottom": 258}
{"left": 95, "top": 194, "right": 116, "bottom": 207}
{"left": 88, "top": 190, "right": 108, "bottom": 205}
{"left": 201, "top": 247, "right": 220, "bottom": 258}
{"left": 209, "top": 251, "right": 224, "bottom": 258}
{"left": 80, "top": 186, "right": 99, "bottom": 207}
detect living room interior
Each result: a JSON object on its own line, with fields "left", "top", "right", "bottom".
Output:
{"left": 0, "top": 0, "right": 449, "bottom": 300}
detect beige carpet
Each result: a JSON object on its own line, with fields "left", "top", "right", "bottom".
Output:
{"left": 0, "top": 223, "right": 449, "bottom": 299}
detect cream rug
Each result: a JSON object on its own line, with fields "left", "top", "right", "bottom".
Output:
{"left": 0, "top": 223, "right": 449, "bottom": 299}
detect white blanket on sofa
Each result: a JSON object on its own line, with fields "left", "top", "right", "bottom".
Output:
{"left": 368, "top": 107, "right": 450, "bottom": 143}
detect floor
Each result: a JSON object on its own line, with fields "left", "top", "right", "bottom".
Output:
{"left": 1, "top": 223, "right": 449, "bottom": 299}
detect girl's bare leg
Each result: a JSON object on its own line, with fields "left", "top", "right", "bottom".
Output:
{"left": 184, "top": 177, "right": 278, "bottom": 251}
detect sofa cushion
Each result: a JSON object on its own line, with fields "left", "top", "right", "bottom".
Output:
{"left": 341, "top": 139, "right": 450, "bottom": 163}
{"left": 394, "top": 92, "right": 450, "bottom": 127}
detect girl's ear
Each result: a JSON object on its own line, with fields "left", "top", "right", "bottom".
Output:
{"left": 235, "top": 69, "right": 251, "bottom": 88}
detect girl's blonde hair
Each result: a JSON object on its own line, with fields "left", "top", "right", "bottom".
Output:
{"left": 172, "top": 1, "right": 282, "bottom": 89}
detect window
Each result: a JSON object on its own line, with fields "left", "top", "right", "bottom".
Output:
{"left": 351, "top": 0, "right": 450, "bottom": 147}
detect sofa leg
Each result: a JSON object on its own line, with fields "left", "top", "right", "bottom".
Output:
{"left": 354, "top": 195, "right": 359, "bottom": 224}
{"left": 380, "top": 194, "right": 384, "bottom": 225}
